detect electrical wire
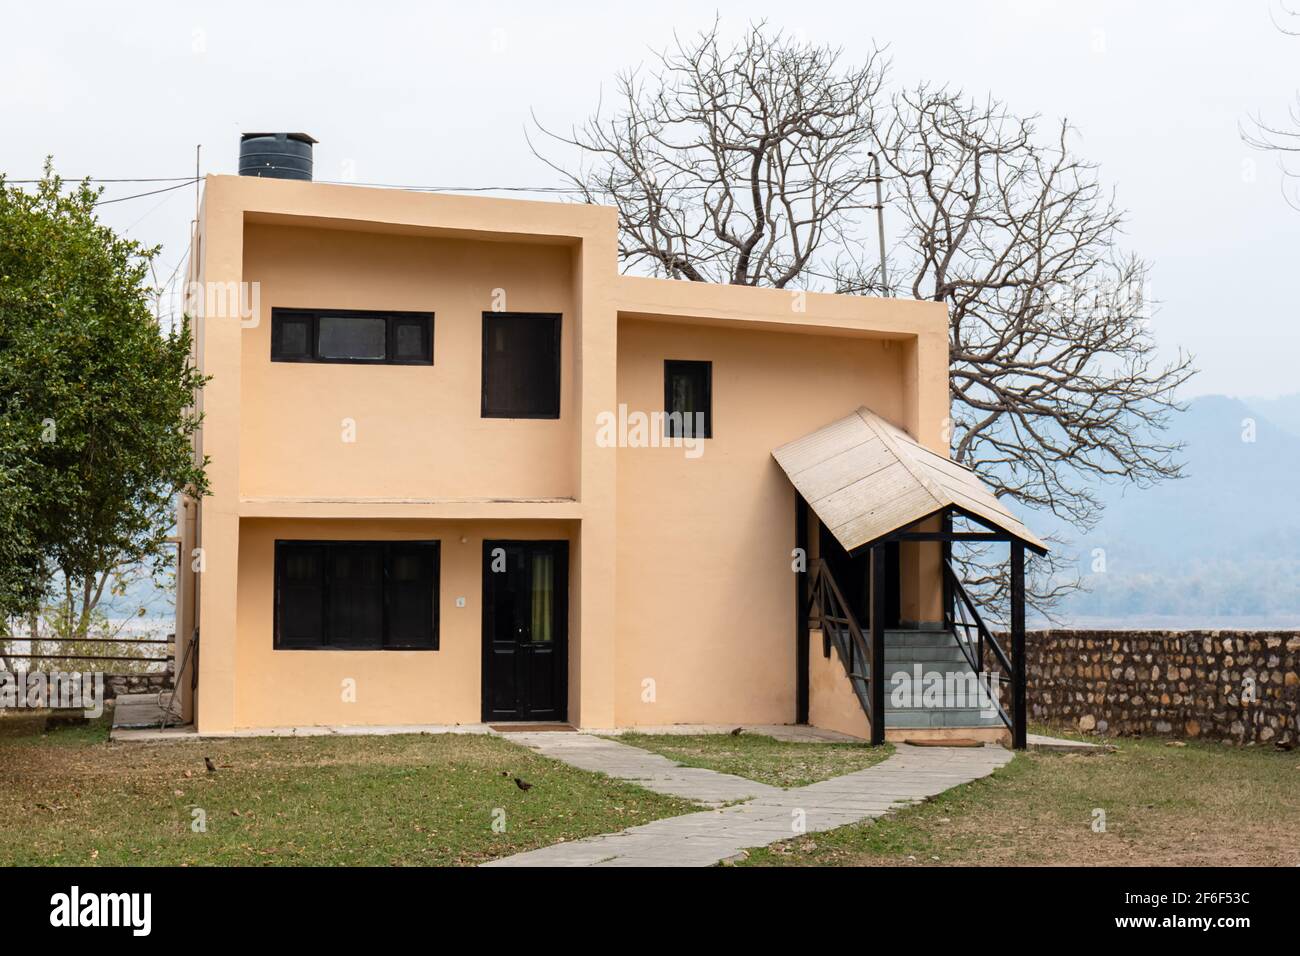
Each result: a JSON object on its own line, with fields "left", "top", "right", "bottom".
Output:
{"left": 5, "top": 170, "right": 888, "bottom": 206}
{"left": 2, "top": 176, "right": 197, "bottom": 183}
{"left": 93, "top": 179, "right": 200, "bottom": 206}
{"left": 7, "top": 172, "right": 584, "bottom": 201}
{"left": 7, "top": 171, "right": 588, "bottom": 195}
{"left": 311, "top": 178, "right": 881, "bottom": 194}
{"left": 313, "top": 178, "right": 585, "bottom": 193}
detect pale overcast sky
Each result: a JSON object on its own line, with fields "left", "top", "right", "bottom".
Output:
{"left": 3, "top": 1, "right": 1296, "bottom": 398}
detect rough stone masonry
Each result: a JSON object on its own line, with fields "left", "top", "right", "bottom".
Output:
{"left": 1024, "top": 630, "right": 1299, "bottom": 746}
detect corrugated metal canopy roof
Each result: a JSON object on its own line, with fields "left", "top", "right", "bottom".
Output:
{"left": 773, "top": 407, "right": 1048, "bottom": 555}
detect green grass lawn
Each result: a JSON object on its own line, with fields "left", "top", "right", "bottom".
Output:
{"left": 740, "top": 733, "right": 1300, "bottom": 866}
{"left": 611, "top": 732, "right": 893, "bottom": 788}
{"left": 0, "top": 713, "right": 696, "bottom": 866}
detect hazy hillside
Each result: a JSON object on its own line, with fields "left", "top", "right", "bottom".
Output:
{"left": 1244, "top": 393, "right": 1300, "bottom": 441}
{"left": 1038, "top": 394, "right": 1300, "bottom": 627}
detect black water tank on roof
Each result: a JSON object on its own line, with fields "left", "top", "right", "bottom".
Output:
{"left": 238, "top": 132, "right": 317, "bottom": 181}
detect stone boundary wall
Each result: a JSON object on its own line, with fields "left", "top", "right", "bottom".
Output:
{"left": 104, "top": 672, "right": 170, "bottom": 700}
{"left": 1025, "top": 630, "right": 1298, "bottom": 746}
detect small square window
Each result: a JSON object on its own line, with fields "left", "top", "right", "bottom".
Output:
{"left": 272, "top": 315, "right": 312, "bottom": 361}
{"left": 665, "top": 360, "right": 712, "bottom": 438}
{"left": 481, "top": 313, "right": 561, "bottom": 419}
{"left": 392, "top": 317, "right": 431, "bottom": 363}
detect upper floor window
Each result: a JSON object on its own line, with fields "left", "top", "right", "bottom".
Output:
{"left": 271, "top": 308, "right": 433, "bottom": 365}
{"left": 481, "top": 312, "right": 561, "bottom": 419}
{"left": 664, "top": 359, "right": 713, "bottom": 438}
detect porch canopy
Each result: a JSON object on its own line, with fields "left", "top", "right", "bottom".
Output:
{"left": 775, "top": 406, "right": 1046, "bottom": 750}
{"left": 773, "top": 406, "right": 1047, "bottom": 556}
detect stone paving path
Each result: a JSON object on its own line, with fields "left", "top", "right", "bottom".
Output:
{"left": 503, "top": 732, "right": 782, "bottom": 806}
{"left": 484, "top": 736, "right": 1012, "bottom": 867}
{"left": 596, "top": 723, "right": 862, "bottom": 743}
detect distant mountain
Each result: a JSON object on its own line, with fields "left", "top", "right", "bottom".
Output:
{"left": 1243, "top": 392, "right": 1300, "bottom": 441}
{"left": 1033, "top": 394, "right": 1300, "bottom": 627}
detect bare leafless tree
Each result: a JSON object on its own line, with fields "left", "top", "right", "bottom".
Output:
{"left": 530, "top": 20, "right": 886, "bottom": 287}
{"left": 1242, "top": 3, "right": 1300, "bottom": 208}
{"left": 533, "top": 23, "right": 1195, "bottom": 614}
{"left": 842, "top": 87, "right": 1193, "bottom": 612}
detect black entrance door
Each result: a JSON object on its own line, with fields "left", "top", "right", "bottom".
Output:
{"left": 482, "top": 540, "right": 568, "bottom": 722}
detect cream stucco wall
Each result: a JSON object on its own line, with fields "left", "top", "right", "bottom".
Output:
{"left": 183, "top": 173, "right": 951, "bottom": 734}
{"left": 190, "top": 176, "right": 619, "bottom": 732}
{"left": 232, "top": 518, "right": 574, "bottom": 729}
{"left": 807, "top": 630, "right": 872, "bottom": 740}
{"left": 613, "top": 317, "right": 910, "bottom": 727}
{"left": 239, "top": 225, "right": 578, "bottom": 501}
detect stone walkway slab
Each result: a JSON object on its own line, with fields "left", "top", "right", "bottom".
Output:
{"left": 503, "top": 731, "right": 781, "bottom": 806}
{"left": 110, "top": 717, "right": 494, "bottom": 743}
{"left": 1026, "top": 732, "right": 1111, "bottom": 754}
{"left": 594, "top": 723, "right": 864, "bottom": 743}
{"left": 484, "top": 739, "right": 1012, "bottom": 867}
{"left": 112, "top": 693, "right": 175, "bottom": 729}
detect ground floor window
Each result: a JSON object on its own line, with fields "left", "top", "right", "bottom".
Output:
{"left": 274, "top": 540, "right": 439, "bottom": 650}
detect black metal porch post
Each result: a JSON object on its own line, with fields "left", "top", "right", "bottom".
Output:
{"left": 1010, "top": 541, "right": 1027, "bottom": 750}
{"left": 941, "top": 510, "right": 953, "bottom": 628}
{"left": 795, "top": 494, "right": 810, "bottom": 726}
{"left": 870, "top": 543, "right": 887, "bottom": 746}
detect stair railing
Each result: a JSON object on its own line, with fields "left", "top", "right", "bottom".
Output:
{"left": 807, "top": 559, "right": 876, "bottom": 736}
{"left": 941, "top": 559, "right": 1015, "bottom": 735}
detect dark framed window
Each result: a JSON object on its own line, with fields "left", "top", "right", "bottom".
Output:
{"left": 664, "top": 359, "right": 713, "bottom": 438}
{"left": 274, "top": 540, "right": 439, "bottom": 650}
{"left": 271, "top": 308, "right": 433, "bottom": 365}
{"left": 481, "top": 312, "right": 561, "bottom": 419}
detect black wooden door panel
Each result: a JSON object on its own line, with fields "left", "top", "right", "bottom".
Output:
{"left": 528, "top": 645, "right": 557, "bottom": 715}
{"left": 482, "top": 541, "right": 568, "bottom": 722}
{"left": 490, "top": 646, "right": 518, "bottom": 715}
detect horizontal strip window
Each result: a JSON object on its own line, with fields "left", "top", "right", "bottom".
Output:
{"left": 271, "top": 308, "right": 434, "bottom": 365}
{"left": 274, "top": 540, "right": 440, "bottom": 650}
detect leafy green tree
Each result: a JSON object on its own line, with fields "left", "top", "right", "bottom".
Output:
{"left": 0, "top": 162, "right": 207, "bottom": 663}
{"left": 0, "top": 457, "right": 43, "bottom": 637}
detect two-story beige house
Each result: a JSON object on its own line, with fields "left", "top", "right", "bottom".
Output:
{"left": 175, "top": 137, "right": 1044, "bottom": 746}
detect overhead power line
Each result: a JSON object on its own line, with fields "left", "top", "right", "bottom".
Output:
{"left": 6, "top": 173, "right": 588, "bottom": 193}
{"left": 2, "top": 176, "right": 197, "bottom": 183}
{"left": 4, "top": 171, "right": 890, "bottom": 206}
{"left": 93, "top": 179, "right": 201, "bottom": 206}
{"left": 2, "top": 175, "right": 202, "bottom": 206}
{"left": 313, "top": 178, "right": 586, "bottom": 193}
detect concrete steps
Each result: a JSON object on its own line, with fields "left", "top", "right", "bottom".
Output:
{"left": 883, "top": 644, "right": 970, "bottom": 662}
{"left": 822, "top": 623, "right": 1007, "bottom": 731}
{"left": 880, "top": 627, "right": 1003, "bottom": 729}
{"left": 884, "top": 628, "right": 960, "bottom": 647}
{"left": 885, "top": 708, "right": 1002, "bottom": 728}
